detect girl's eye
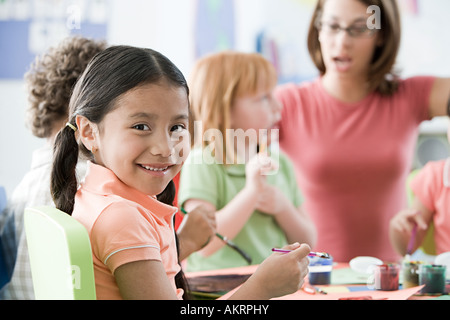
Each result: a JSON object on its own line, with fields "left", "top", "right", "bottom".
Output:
{"left": 133, "top": 124, "right": 150, "bottom": 131}
{"left": 171, "top": 124, "right": 186, "bottom": 133}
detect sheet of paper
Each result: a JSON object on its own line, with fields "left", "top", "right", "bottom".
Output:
{"left": 220, "top": 284, "right": 424, "bottom": 300}
{"left": 273, "top": 285, "right": 424, "bottom": 300}
{"left": 331, "top": 267, "right": 371, "bottom": 285}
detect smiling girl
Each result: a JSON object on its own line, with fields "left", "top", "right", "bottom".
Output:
{"left": 50, "top": 45, "right": 310, "bottom": 300}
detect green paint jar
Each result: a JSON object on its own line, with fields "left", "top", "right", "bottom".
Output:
{"left": 418, "top": 264, "right": 446, "bottom": 294}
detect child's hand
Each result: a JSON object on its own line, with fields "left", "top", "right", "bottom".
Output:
{"left": 177, "top": 205, "right": 217, "bottom": 259}
{"left": 247, "top": 242, "right": 310, "bottom": 299}
{"left": 389, "top": 208, "right": 429, "bottom": 256}
{"left": 255, "top": 183, "right": 288, "bottom": 216}
{"left": 245, "top": 154, "right": 278, "bottom": 194}
{"left": 390, "top": 208, "right": 427, "bottom": 236}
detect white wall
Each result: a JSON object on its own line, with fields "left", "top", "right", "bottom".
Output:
{"left": 107, "top": 0, "right": 196, "bottom": 77}
{"left": 0, "top": 80, "right": 42, "bottom": 195}
{"left": 1, "top": 0, "right": 449, "bottom": 196}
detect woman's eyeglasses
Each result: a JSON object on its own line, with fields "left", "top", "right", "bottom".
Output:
{"left": 318, "top": 21, "right": 378, "bottom": 38}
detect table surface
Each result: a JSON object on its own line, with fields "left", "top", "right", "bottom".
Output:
{"left": 185, "top": 263, "right": 450, "bottom": 300}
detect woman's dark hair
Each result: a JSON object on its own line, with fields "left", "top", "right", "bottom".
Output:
{"left": 307, "top": 0, "right": 402, "bottom": 95}
{"left": 51, "top": 45, "right": 191, "bottom": 298}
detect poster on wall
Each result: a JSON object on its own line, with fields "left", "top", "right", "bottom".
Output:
{"left": 0, "top": 0, "right": 108, "bottom": 79}
{"left": 194, "top": 0, "right": 235, "bottom": 59}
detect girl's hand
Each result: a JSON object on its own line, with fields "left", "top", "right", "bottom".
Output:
{"left": 241, "top": 242, "right": 310, "bottom": 299}
{"left": 390, "top": 208, "right": 427, "bottom": 236}
{"left": 389, "top": 208, "right": 429, "bottom": 255}
{"left": 177, "top": 205, "right": 217, "bottom": 260}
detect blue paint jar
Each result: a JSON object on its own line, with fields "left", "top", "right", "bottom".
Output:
{"left": 308, "top": 255, "right": 333, "bottom": 285}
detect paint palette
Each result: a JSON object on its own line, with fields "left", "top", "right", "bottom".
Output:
{"left": 349, "top": 256, "right": 383, "bottom": 274}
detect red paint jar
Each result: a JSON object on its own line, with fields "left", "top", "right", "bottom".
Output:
{"left": 374, "top": 264, "right": 400, "bottom": 291}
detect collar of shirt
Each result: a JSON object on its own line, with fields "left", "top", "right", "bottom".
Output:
{"left": 82, "top": 161, "right": 177, "bottom": 219}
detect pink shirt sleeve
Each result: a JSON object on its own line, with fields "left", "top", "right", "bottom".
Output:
{"left": 401, "top": 76, "right": 435, "bottom": 123}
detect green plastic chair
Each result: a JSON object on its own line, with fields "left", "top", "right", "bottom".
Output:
{"left": 24, "top": 206, "right": 96, "bottom": 300}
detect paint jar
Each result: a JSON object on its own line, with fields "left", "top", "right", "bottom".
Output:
{"left": 402, "top": 260, "right": 424, "bottom": 289}
{"left": 308, "top": 255, "right": 333, "bottom": 285}
{"left": 374, "top": 264, "right": 400, "bottom": 291}
{"left": 418, "top": 264, "right": 446, "bottom": 294}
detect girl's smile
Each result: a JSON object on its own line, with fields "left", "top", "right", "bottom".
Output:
{"left": 137, "top": 163, "right": 176, "bottom": 175}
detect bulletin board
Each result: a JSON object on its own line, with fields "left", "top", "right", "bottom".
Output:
{"left": 194, "top": 0, "right": 235, "bottom": 59}
{"left": 0, "top": 0, "right": 108, "bottom": 79}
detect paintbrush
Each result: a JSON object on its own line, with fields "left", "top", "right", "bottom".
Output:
{"left": 271, "top": 248, "right": 331, "bottom": 259}
{"left": 214, "top": 233, "right": 252, "bottom": 265}
{"left": 258, "top": 130, "right": 269, "bottom": 154}
{"left": 180, "top": 207, "right": 252, "bottom": 264}
{"left": 405, "top": 223, "right": 418, "bottom": 261}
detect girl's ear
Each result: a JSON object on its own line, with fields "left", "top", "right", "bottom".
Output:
{"left": 76, "top": 115, "right": 98, "bottom": 152}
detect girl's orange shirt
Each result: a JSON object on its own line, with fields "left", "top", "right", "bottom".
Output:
{"left": 72, "top": 162, "right": 182, "bottom": 299}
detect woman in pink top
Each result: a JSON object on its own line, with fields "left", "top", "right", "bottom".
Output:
{"left": 275, "top": 0, "right": 450, "bottom": 262}
{"left": 50, "top": 45, "right": 310, "bottom": 299}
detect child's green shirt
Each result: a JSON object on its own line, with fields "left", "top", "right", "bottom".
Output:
{"left": 178, "top": 147, "right": 303, "bottom": 271}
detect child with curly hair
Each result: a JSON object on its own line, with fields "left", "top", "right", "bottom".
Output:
{"left": 0, "top": 36, "right": 106, "bottom": 299}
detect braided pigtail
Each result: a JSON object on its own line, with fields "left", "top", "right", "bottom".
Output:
{"left": 50, "top": 121, "right": 79, "bottom": 214}
{"left": 157, "top": 180, "right": 191, "bottom": 299}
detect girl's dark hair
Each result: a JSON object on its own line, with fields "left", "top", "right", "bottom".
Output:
{"left": 447, "top": 94, "right": 450, "bottom": 117}
{"left": 159, "top": 180, "right": 191, "bottom": 299}
{"left": 51, "top": 45, "right": 189, "bottom": 214}
{"left": 51, "top": 45, "right": 191, "bottom": 297}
